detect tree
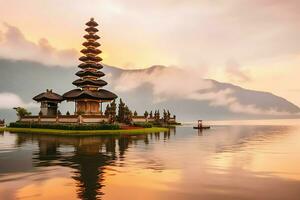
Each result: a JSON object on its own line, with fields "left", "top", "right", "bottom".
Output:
{"left": 110, "top": 100, "right": 117, "bottom": 122}
{"left": 144, "top": 111, "right": 149, "bottom": 118}
{"left": 13, "top": 107, "right": 31, "bottom": 120}
{"left": 124, "top": 106, "right": 132, "bottom": 124}
{"left": 134, "top": 111, "right": 138, "bottom": 117}
{"left": 167, "top": 110, "right": 171, "bottom": 119}
{"left": 154, "top": 110, "right": 160, "bottom": 122}
{"left": 163, "top": 109, "right": 167, "bottom": 122}
{"left": 156, "top": 110, "right": 160, "bottom": 121}
{"left": 117, "top": 98, "right": 125, "bottom": 122}
{"left": 149, "top": 111, "right": 153, "bottom": 118}
{"left": 104, "top": 104, "right": 110, "bottom": 117}
{"left": 166, "top": 110, "right": 171, "bottom": 122}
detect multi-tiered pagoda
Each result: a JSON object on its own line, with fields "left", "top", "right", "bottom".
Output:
{"left": 63, "top": 18, "right": 117, "bottom": 115}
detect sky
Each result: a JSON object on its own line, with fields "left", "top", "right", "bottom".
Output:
{"left": 0, "top": 0, "right": 300, "bottom": 107}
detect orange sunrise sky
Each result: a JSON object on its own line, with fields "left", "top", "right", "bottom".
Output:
{"left": 0, "top": 0, "right": 300, "bottom": 106}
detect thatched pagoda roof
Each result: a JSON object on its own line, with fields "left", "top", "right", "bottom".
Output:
{"left": 85, "top": 27, "right": 98, "bottom": 33}
{"left": 78, "top": 63, "right": 103, "bottom": 69}
{"left": 83, "top": 34, "right": 100, "bottom": 40}
{"left": 75, "top": 70, "right": 105, "bottom": 77}
{"left": 80, "top": 48, "right": 102, "bottom": 55}
{"left": 63, "top": 89, "right": 117, "bottom": 101}
{"left": 82, "top": 41, "right": 100, "bottom": 48}
{"left": 33, "top": 89, "right": 63, "bottom": 102}
{"left": 79, "top": 55, "right": 102, "bottom": 62}
{"left": 72, "top": 79, "right": 107, "bottom": 87}
{"left": 86, "top": 18, "right": 98, "bottom": 27}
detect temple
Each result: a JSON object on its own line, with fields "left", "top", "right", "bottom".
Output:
{"left": 19, "top": 18, "right": 118, "bottom": 124}
{"left": 63, "top": 18, "right": 117, "bottom": 115}
{"left": 18, "top": 18, "right": 177, "bottom": 125}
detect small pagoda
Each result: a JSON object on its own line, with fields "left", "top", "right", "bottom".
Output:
{"left": 33, "top": 89, "right": 64, "bottom": 116}
{"left": 63, "top": 18, "right": 117, "bottom": 115}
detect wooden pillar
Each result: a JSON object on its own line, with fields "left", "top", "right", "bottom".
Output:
{"left": 100, "top": 102, "right": 103, "bottom": 115}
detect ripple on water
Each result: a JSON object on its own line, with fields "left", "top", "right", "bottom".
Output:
{"left": 1, "top": 125, "right": 300, "bottom": 200}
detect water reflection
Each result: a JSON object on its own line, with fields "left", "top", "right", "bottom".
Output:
{"left": 1, "top": 125, "right": 300, "bottom": 200}
{"left": 9, "top": 130, "right": 172, "bottom": 200}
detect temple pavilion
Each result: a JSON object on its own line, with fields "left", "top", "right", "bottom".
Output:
{"left": 33, "top": 89, "right": 64, "bottom": 116}
{"left": 63, "top": 18, "right": 117, "bottom": 115}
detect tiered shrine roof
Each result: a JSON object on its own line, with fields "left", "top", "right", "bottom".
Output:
{"left": 63, "top": 18, "right": 117, "bottom": 101}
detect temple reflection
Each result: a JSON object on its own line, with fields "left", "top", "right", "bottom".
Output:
{"left": 15, "top": 129, "right": 174, "bottom": 200}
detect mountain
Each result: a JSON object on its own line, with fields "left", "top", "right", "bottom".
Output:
{"left": 0, "top": 59, "right": 299, "bottom": 122}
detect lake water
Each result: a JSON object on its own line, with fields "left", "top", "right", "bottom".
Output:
{"left": 1, "top": 121, "right": 300, "bottom": 200}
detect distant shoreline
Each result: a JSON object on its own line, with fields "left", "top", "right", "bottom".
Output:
{"left": 0, "top": 127, "right": 169, "bottom": 136}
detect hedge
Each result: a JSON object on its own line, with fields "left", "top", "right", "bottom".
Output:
{"left": 133, "top": 122, "right": 152, "bottom": 128}
{"left": 9, "top": 122, "right": 120, "bottom": 130}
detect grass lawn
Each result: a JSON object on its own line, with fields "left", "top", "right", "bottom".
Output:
{"left": 0, "top": 127, "right": 169, "bottom": 136}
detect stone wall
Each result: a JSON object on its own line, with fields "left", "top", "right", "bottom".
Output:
{"left": 20, "top": 115, "right": 109, "bottom": 124}
{"left": 132, "top": 116, "right": 147, "bottom": 123}
{"left": 132, "top": 116, "right": 176, "bottom": 123}
{"left": 19, "top": 115, "right": 176, "bottom": 124}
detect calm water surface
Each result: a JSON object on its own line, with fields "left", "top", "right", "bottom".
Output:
{"left": 1, "top": 123, "right": 300, "bottom": 200}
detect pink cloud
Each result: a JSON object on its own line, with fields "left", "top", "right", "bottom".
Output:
{"left": 0, "top": 23, "right": 78, "bottom": 67}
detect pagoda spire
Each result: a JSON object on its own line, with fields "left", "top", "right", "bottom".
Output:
{"left": 63, "top": 18, "right": 117, "bottom": 115}
{"left": 73, "top": 18, "right": 107, "bottom": 90}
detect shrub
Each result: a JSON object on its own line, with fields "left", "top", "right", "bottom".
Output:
{"left": 9, "top": 122, "right": 120, "bottom": 130}
{"left": 133, "top": 122, "right": 152, "bottom": 128}
{"left": 13, "top": 107, "right": 31, "bottom": 119}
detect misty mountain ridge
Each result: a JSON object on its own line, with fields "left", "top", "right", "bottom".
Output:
{"left": 0, "top": 59, "right": 299, "bottom": 122}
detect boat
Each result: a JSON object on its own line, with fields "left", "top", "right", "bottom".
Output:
{"left": 193, "top": 120, "right": 211, "bottom": 129}
{"left": 193, "top": 126, "right": 210, "bottom": 129}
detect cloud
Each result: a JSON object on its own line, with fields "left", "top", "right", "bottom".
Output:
{"left": 114, "top": 66, "right": 292, "bottom": 115}
{"left": 185, "top": 88, "right": 289, "bottom": 115}
{"left": 114, "top": 66, "right": 212, "bottom": 102}
{"left": 225, "top": 60, "right": 251, "bottom": 82}
{"left": 0, "top": 23, "right": 78, "bottom": 67}
{"left": 1, "top": 0, "right": 300, "bottom": 69}
{"left": 226, "top": 101, "right": 290, "bottom": 115}
{"left": 108, "top": 0, "right": 300, "bottom": 67}
{"left": 0, "top": 92, "right": 38, "bottom": 109}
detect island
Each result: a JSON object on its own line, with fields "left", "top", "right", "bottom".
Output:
{"left": 4, "top": 18, "right": 178, "bottom": 135}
